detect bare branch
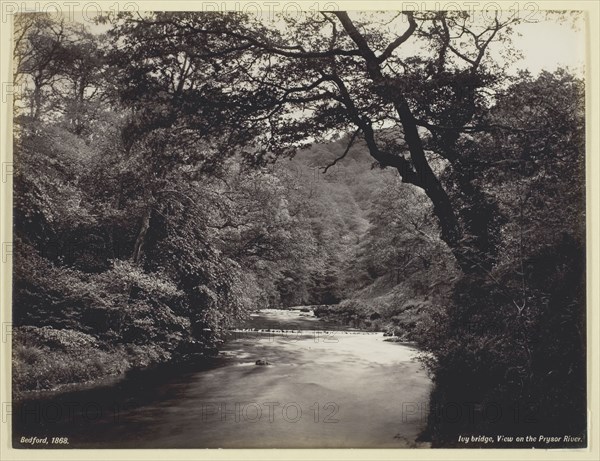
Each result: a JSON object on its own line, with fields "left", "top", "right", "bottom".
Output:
{"left": 129, "top": 17, "right": 363, "bottom": 59}
{"left": 321, "top": 128, "right": 361, "bottom": 173}
{"left": 440, "top": 17, "right": 476, "bottom": 65}
{"left": 377, "top": 12, "right": 417, "bottom": 63}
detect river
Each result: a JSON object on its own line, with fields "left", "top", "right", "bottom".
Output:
{"left": 12, "top": 308, "right": 432, "bottom": 448}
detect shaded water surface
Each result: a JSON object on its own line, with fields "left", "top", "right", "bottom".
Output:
{"left": 13, "top": 308, "right": 431, "bottom": 448}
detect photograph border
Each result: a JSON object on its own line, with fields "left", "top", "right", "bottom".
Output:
{"left": 1, "top": 1, "right": 598, "bottom": 459}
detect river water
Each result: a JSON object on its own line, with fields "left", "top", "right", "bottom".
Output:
{"left": 12, "top": 308, "right": 432, "bottom": 448}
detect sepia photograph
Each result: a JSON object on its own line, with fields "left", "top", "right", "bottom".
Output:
{"left": 1, "top": 1, "right": 595, "bottom": 453}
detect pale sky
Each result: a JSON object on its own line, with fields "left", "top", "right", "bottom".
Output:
{"left": 59, "top": 9, "right": 588, "bottom": 76}
{"left": 510, "top": 15, "right": 586, "bottom": 75}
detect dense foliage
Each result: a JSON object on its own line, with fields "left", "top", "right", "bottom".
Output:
{"left": 12, "top": 11, "right": 585, "bottom": 447}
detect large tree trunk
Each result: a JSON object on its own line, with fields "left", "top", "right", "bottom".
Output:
{"left": 392, "top": 100, "right": 462, "bottom": 250}
{"left": 335, "top": 11, "right": 501, "bottom": 275}
{"left": 394, "top": 106, "right": 503, "bottom": 274}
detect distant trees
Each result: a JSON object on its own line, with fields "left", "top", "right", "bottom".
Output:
{"left": 14, "top": 14, "right": 109, "bottom": 130}
{"left": 13, "top": 14, "right": 67, "bottom": 121}
{"left": 106, "top": 11, "right": 530, "bottom": 275}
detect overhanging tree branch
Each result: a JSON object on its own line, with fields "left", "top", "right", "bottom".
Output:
{"left": 377, "top": 12, "right": 417, "bottom": 63}
{"left": 333, "top": 11, "right": 463, "bottom": 250}
{"left": 321, "top": 128, "right": 361, "bottom": 173}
